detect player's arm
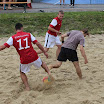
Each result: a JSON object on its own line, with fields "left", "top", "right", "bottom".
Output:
{"left": 61, "top": 33, "right": 69, "bottom": 43}
{"left": 80, "top": 45, "right": 88, "bottom": 64}
{"left": 35, "top": 42, "right": 48, "bottom": 58}
{"left": 0, "top": 45, "right": 6, "bottom": 51}
{"left": 61, "top": 32, "right": 70, "bottom": 43}
{"left": 48, "top": 19, "right": 61, "bottom": 35}
{"left": 48, "top": 26, "right": 61, "bottom": 35}
{"left": 31, "top": 33, "right": 48, "bottom": 58}
{"left": 0, "top": 37, "right": 13, "bottom": 51}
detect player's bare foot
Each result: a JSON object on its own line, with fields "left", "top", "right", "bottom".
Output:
{"left": 48, "top": 65, "right": 53, "bottom": 70}
{"left": 49, "top": 74, "right": 55, "bottom": 82}
{"left": 25, "top": 87, "right": 30, "bottom": 91}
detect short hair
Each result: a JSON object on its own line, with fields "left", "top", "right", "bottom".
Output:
{"left": 58, "top": 10, "right": 64, "bottom": 14}
{"left": 82, "top": 28, "right": 89, "bottom": 35}
{"left": 15, "top": 23, "right": 23, "bottom": 30}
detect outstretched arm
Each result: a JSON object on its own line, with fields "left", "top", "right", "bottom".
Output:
{"left": 61, "top": 33, "right": 68, "bottom": 43}
{"left": 35, "top": 42, "right": 48, "bottom": 58}
{"left": 0, "top": 45, "right": 6, "bottom": 51}
{"left": 80, "top": 45, "right": 88, "bottom": 64}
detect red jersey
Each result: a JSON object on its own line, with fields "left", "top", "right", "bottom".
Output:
{"left": 4, "top": 31, "right": 38, "bottom": 64}
{"left": 48, "top": 17, "right": 62, "bottom": 37}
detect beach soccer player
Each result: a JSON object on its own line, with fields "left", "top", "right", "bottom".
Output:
{"left": 48, "top": 29, "right": 89, "bottom": 79}
{"left": 0, "top": 23, "right": 52, "bottom": 91}
{"left": 37, "top": 10, "right": 64, "bottom": 58}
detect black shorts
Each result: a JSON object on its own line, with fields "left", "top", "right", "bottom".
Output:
{"left": 57, "top": 47, "right": 78, "bottom": 62}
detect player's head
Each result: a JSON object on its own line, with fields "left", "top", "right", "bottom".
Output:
{"left": 15, "top": 23, "right": 23, "bottom": 31}
{"left": 58, "top": 10, "right": 64, "bottom": 20}
{"left": 81, "top": 29, "right": 89, "bottom": 37}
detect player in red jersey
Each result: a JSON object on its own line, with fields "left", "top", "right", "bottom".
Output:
{"left": 37, "top": 10, "right": 64, "bottom": 58}
{"left": 0, "top": 23, "right": 51, "bottom": 91}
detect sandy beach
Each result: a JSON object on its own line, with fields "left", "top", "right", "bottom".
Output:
{"left": 0, "top": 34, "right": 104, "bottom": 104}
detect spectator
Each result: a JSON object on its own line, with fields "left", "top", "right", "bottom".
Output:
{"left": 27, "top": 0, "right": 32, "bottom": 8}
{"left": 60, "top": 0, "right": 65, "bottom": 5}
{"left": 70, "top": 0, "right": 75, "bottom": 7}
{"left": 3, "top": 0, "right": 12, "bottom": 10}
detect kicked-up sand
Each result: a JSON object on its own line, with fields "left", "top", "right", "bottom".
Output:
{"left": 0, "top": 34, "right": 104, "bottom": 104}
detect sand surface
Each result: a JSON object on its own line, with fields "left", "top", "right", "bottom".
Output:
{"left": 0, "top": 35, "right": 104, "bottom": 104}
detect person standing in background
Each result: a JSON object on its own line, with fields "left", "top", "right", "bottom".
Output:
{"left": 3, "top": 0, "right": 12, "bottom": 10}
{"left": 27, "top": 0, "right": 32, "bottom": 8}
{"left": 60, "top": 0, "right": 65, "bottom": 5}
{"left": 70, "top": 0, "right": 75, "bottom": 7}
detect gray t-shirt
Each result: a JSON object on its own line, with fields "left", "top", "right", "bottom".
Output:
{"left": 62, "top": 30, "right": 85, "bottom": 50}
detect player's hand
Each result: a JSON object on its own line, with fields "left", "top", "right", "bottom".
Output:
{"left": 57, "top": 31, "right": 61, "bottom": 35}
{"left": 84, "top": 59, "right": 88, "bottom": 64}
{"left": 59, "top": 32, "right": 61, "bottom": 35}
{"left": 44, "top": 52, "right": 48, "bottom": 58}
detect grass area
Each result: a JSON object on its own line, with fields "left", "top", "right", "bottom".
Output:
{"left": 0, "top": 11, "right": 104, "bottom": 37}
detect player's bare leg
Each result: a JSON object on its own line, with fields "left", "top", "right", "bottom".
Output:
{"left": 41, "top": 61, "right": 50, "bottom": 73}
{"left": 20, "top": 71, "right": 30, "bottom": 91}
{"left": 41, "top": 62, "right": 54, "bottom": 81}
{"left": 48, "top": 61, "right": 62, "bottom": 70}
{"left": 37, "top": 47, "right": 49, "bottom": 54}
{"left": 56, "top": 45, "right": 61, "bottom": 58}
{"left": 73, "top": 61, "right": 82, "bottom": 79}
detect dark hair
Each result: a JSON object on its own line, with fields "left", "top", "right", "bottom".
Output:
{"left": 82, "top": 28, "right": 89, "bottom": 35}
{"left": 15, "top": 23, "right": 23, "bottom": 30}
{"left": 58, "top": 10, "right": 64, "bottom": 14}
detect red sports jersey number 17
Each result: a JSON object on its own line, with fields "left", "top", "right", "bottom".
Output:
{"left": 17, "top": 38, "right": 30, "bottom": 50}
